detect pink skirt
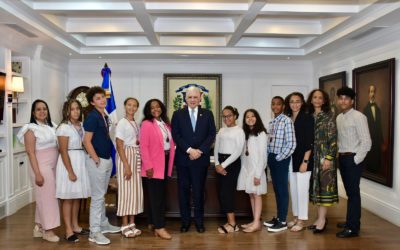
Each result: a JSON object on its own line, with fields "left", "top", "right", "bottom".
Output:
{"left": 30, "top": 147, "right": 60, "bottom": 230}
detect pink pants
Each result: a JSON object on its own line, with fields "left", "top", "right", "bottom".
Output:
{"left": 30, "top": 147, "right": 60, "bottom": 230}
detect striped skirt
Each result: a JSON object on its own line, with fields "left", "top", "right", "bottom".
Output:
{"left": 116, "top": 146, "right": 144, "bottom": 216}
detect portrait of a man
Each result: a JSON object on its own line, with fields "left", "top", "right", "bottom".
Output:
{"left": 363, "top": 85, "right": 384, "bottom": 173}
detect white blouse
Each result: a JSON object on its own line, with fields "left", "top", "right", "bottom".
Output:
{"left": 214, "top": 125, "right": 245, "bottom": 168}
{"left": 17, "top": 122, "right": 58, "bottom": 150}
{"left": 115, "top": 118, "right": 140, "bottom": 147}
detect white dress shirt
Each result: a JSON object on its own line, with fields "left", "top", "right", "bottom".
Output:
{"left": 214, "top": 125, "right": 245, "bottom": 168}
{"left": 336, "top": 108, "right": 372, "bottom": 164}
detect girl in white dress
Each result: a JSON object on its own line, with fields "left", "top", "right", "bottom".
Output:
{"left": 237, "top": 109, "right": 268, "bottom": 232}
{"left": 56, "top": 99, "right": 91, "bottom": 242}
{"left": 115, "top": 97, "right": 143, "bottom": 238}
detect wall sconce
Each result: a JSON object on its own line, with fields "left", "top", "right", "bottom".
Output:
{"left": 12, "top": 76, "right": 24, "bottom": 114}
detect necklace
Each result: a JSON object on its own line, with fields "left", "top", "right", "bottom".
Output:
{"left": 158, "top": 121, "right": 170, "bottom": 143}
{"left": 125, "top": 117, "right": 140, "bottom": 145}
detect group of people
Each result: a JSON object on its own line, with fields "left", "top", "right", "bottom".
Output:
{"left": 17, "top": 84, "right": 371, "bottom": 245}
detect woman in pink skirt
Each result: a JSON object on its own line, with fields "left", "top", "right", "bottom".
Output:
{"left": 17, "top": 99, "right": 60, "bottom": 242}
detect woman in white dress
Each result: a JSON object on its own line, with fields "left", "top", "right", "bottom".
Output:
{"left": 214, "top": 106, "right": 245, "bottom": 234}
{"left": 56, "top": 99, "right": 91, "bottom": 242}
{"left": 17, "top": 99, "right": 60, "bottom": 242}
{"left": 115, "top": 97, "right": 143, "bottom": 238}
{"left": 237, "top": 109, "right": 268, "bottom": 232}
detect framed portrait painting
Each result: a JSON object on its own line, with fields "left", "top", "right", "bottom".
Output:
{"left": 319, "top": 71, "right": 346, "bottom": 118}
{"left": 164, "top": 74, "right": 222, "bottom": 128}
{"left": 353, "top": 58, "right": 395, "bottom": 187}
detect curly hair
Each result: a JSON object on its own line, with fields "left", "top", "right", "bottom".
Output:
{"left": 307, "top": 89, "right": 331, "bottom": 113}
{"left": 142, "top": 99, "right": 170, "bottom": 125}
{"left": 58, "top": 99, "right": 83, "bottom": 128}
{"left": 284, "top": 92, "right": 308, "bottom": 117}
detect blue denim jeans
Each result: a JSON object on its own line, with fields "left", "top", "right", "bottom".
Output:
{"left": 268, "top": 153, "right": 290, "bottom": 222}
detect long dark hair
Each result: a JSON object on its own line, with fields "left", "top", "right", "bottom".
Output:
{"left": 30, "top": 99, "right": 53, "bottom": 127}
{"left": 242, "top": 109, "right": 266, "bottom": 140}
{"left": 58, "top": 99, "right": 83, "bottom": 128}
{"left": 284, "top": 92, "right": 307, "bottom": 117}
{"left": 307, "top": 89, "right": 330, "bottom": 113}
{"left": 142, "top": 99, "right": 170, "bottom": 125}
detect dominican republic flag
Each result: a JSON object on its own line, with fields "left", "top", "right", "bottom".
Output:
{"left": 101, "top": 63, "right": 118, "bottom": 176}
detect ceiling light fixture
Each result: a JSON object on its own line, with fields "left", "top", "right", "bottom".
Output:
{"left": 318, "top": 51, "right": 322, "bottom": 55}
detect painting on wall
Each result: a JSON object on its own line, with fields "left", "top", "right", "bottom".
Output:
{"left": 353, "top": 58, "right": 395, "bottom": 187}
{"left": 163, "top": 74, "right": 222, "bottom": 128}
{"left": 319, "top": 71, "right": 346, "bottom": 118}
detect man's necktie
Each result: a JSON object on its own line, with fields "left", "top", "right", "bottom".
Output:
{"left": 190, "top": 109, "right": 196, "bottom": 132}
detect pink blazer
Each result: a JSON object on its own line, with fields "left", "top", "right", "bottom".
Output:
{"left": 140, "top": 119, "right": 175, "bottom": 179}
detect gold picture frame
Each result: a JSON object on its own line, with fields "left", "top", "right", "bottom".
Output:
{"left": 163, "top": 74, "right": 222, "bottom": 129}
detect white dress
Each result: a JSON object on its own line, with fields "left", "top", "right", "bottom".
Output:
{"left": 237, "top": 131, "right": 268, "bottom": 195}
{"left": 55, "top": 123, "right": 91, "bottom": 199}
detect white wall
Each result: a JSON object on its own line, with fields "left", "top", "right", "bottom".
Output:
{"left": 313, "top": 23, "right": 400, "bottom": 226}
{"left": 68, "top": 59, "right": 313, "bottom": 126}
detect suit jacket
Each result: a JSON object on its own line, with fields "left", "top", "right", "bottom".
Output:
{"left": 291, "top": 110, "right": 314, "bottom": 172}
{"left": 140, "top": 119, "right": 175, "bottom": 179}
{"left": 171, "top": 106, "right": 216, "bottom": 167}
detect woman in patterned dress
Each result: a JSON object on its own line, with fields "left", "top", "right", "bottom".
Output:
{"left": 307, "top": 89, "right": 338, "bottom": 234}
{"left": 115, "top": 97, "right": 143, "bottom": 238}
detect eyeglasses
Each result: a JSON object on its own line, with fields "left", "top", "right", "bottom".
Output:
{"left": 222, "top": 114, "right": 234, "bottom": 119}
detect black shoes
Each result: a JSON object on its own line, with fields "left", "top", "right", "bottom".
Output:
{"left": 313, "top": 219, "right": 328, "bottom": 234}
{"left": 195, "top": 224, "right": 205, "bottom": 233}
{"left": 336, "top": 228, "right": 359, "bottom": 238}
{"left": 337, "top": 222, "right": 347, "bottom": 229}
{"left": 263, "top": 217, "right": 278, "bottom": 227}
{"left": 180, "top": 224, "right": 191, "bottom": 233}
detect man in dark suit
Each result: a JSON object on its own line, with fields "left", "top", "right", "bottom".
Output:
{"left": 362, "top": 85, "right": 383, "bottom": 173}
{"left": 171, "top": 86, "right": 216, "bottom": 233}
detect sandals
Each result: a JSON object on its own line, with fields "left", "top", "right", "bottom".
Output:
{"left": 241, "top": 223, "right": 252, "bottom": 229}
{"left": 121, "top": 225, "right": 136, "bottom": 238}
{"left": 128, "top": 223, "right": 142, "bottom": 237}
{"left": 290, "top": 221, "right": 305, "bottom": 232}
{"left": 65, "top": 234, "right": 79, "bottom": 243}
{"left": 242, "top": 225, "right": 261, "bottom": 233}
{"left": 218, "top": 223, "right": 239, "bottom": 234}
{"left": 73, "top": 228, "right": 90, "bottom": 235}
{"left": 287, "top": 219, "right": 298, "bottom": 228}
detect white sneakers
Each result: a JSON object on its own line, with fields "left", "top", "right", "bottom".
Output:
{"left": 89, "top": 232, "right": 111, "bottom": 245}
{"left": 88, "top": 223, "right": 121, "bottom": 245}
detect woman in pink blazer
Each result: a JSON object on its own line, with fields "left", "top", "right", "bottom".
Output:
{"left": 140, "top": 99, "right": 175, "bottom": 240}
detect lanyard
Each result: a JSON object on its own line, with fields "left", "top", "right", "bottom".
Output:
{"left": 125, "top": 117, "right": 140, "bottom": 145}
{"left": 95, "top": 109, "right": 110, "bottom": 138}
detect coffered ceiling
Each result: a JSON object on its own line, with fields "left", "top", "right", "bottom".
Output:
{"left": 1, "top": 0, "right": 400, "bottom": 59}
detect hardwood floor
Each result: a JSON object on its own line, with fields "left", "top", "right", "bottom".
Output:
{"left": 1, "top": 184, "right": 399, "bottom": 250}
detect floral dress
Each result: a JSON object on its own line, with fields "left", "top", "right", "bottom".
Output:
{"left": 310, "top": 111, "right": 338, "bottom": 206}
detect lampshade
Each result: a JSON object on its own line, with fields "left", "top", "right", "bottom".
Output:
{"left": 12, "top": 76, "right": 24, "bottom": 93}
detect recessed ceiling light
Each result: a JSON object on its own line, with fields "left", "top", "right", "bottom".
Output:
{"left": 68, "top": 53, "right": 72, "bottom": 56}
{"left": 180, "top": 55, "right": 189, "bottom": 57}
{"left": 318, "top": 51, "right": 322, "bottom": 55}
{"left": 287, "top": 56, "right": 291, "bottom": 60}
{"left": 98, "top": 56, "right": 102, "bottom": 59}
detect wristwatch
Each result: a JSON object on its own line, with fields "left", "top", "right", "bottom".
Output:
{"left": 303, "top": 160, "right": 309, "bottom": 164}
